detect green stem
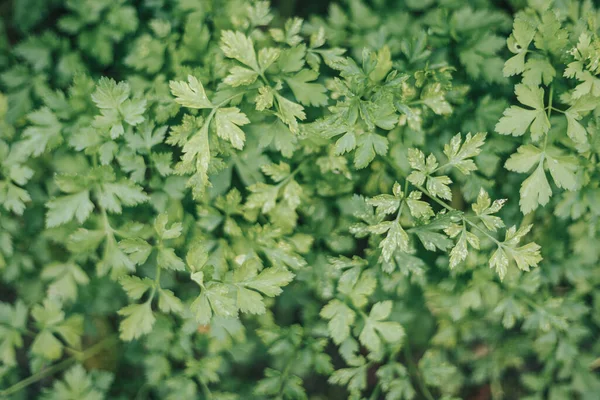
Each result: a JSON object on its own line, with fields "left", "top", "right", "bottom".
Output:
{"left": 403, "top": 341, "right": 435, "bottom": 400}
{"left": 148, "top": 262, "right": 162, "bottom": 302}
{"left": 277, "top": 159, "right": 308, "bottom": 188}
{"left": 200, "top": 381, "right": 213, "bottom": 400}
{"left": 369, "top": 382, "right": 382, "bottom": 400}
{"left": 278, "top": 349, "right": 299, "bottom": 397}
{"left": 0, "top": 335, "right": 118, "bottom": 397}
{"left": 543, "top": 85, "right": 553, "bottom": 151}
{"left": 413, "top": 184, "right": 502, "bottom": 246}
{"left": 547, "top": 85, "right": 554, "bottom": 119}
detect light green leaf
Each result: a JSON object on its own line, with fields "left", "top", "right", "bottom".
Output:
{"left": 489, "top": 246, "right": 509, "bottom": 280}
{"left": 354, "top": 133, "right": 388, "bottom": 169}
{"left": 220, "top": 30, "right": 259, "bottom": 71}
{"left": 46, "top": 191, "right": 94, "bottom": 227}
{"left": 154, "top": 213, "right": 183, "bottom": 240}
{"left": 505, "top": 145, "right": 542, "bottom": 173}
{"left": 157, "top": 247, "right": 186, "bottom": 271}
{"left": 31, "top": 330, "right": 63, "bottom": 360}
{"left": 92, "top": 77, "right": 130, "bottom": 109}
{"left": 215, "top": 107, "right": 249, "bottom": 150}
{"left": 380, "top": 222, "right": 409, "bottom": 262}
{"left": 98, "top": 181, "right": 149, "bottom": 213}
{"left": 443, "top": 132, "right": 486, "bottom": 174}
{"left": 223, "top": 66, "right": 259, "bottom": 87}
{"left": 169, "top": 75, "right": 213, "bottom": 109}
{"left": 119, "top": 275, "right": 154, "bottom": 300}
{"left": 359, "top": 301, "right": 404, "bottom": 353}
{"left": 321, "top": 300, "right": 356, "bottom": 344}
{"left": 285, "top": 69, "right": 328, "bottom": 106}
{"left": 119, "top": 238, "right": 152, "bottom": 265}
{"left": 519, "top": 163, "right": 551, "bottom": 214}
{"left": 426, "top": 176, "right": 452, "bottom": 201}
{"left": 118, "top": 302, "right": 156, "bottom": 341}
{"left": 275, "top": 94, "right": 305, "bottom": 133}
{"left": 496, "top": 85, "right": 548, "bottom": 140}
{"left": 545, "top": 151, "right": 578, "bottom": 191}
{"left": 244, "top": 267, "right": 295, "bottom": 297}
{"left": 158, "top": 289, "right": 183, "bottom": 313}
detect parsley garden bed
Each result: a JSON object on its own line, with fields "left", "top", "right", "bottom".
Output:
{"left": 1, "top": 0, "right": 599, "bottom": 399}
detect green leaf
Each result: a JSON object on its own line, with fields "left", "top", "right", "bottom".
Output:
{"left": 359, "top": 301, "right": 405, "bottom": 353}
{"left": 157, "top": 247, "right": 186, "bottom": 271}
{"left": 97, "top": 180, "right": 149, "bottom": 213}
{"left": 0, "top": 301, "right": 28, "bottom": 366}
{"left": 170, "top": 75, "right": 213, "bottom": 109}
{"left": 119, "top": 238, "right": 152, "bottom": 265}
{"left": 243, "top": 266, "right": 295, "bottom": 297}
{"left": 262, "top": 162, "right": 291, "bottom": 182}
{"left": 220, "top": 30, "right": 259, "bottom": 71}
{"left": 497, "top": 225, "right": 542, "bottom": 275}
{"left": 449, "top": 229, "right": 468, "bottom": 269}
{"left": 334, "top": 131, "right": 356, "bottom": 155}
{"left": 20, "top": 107, "right": 62, "bottom": 157}
{"left": 32, "top": 330, "right": 63, "bottom": 360}
{"left": 377, "top": 363, "right": 415, "bottom": 400}
{"left": 519, "top": 163, "right": 551, "bottom": 214}
{"left": 545, "top": 150, "right": 579, "bottom": 191}
{"left": 443, "top": 132, "right": 486, "bottom": 174}
{"left": 505, "top": 144, "right": 542, "bottom": 173}
{"left": 380, "top": 222, "right": 409, "bottom": 262}
{"left": 119, "top": 275, "right": 154, "bottom": 300}
{"left": 215, "top": 107, "right": 249, "bottom": 150}
{"left": 92, "top": 77, "right": 130, "bottom": 109}
{"left": 46, "top": 191, "right": 94, "bottom": 227}
{"left": 118, "top": 302, "right": 156, "bottom": 341}
{"left": 285, "top": 69, "right": 328, "bottom": 106}
{"left": 426, "top": 175, "right": 452, "bottom": 201}
{"left": 154, "top": 213, "right": 183, "bottom": 240}
{"left": 158, "top": 289, "right": 183, "bottom": 313}
{"left": 191, "top": 283, "right": 238, "bottom": 325}
{"left": 321, "top": 299, "right": 356, "bottom": 344}
{"left": 472, "top": 189, "right": 505, "bottom": 232}
{"left": 495, "top": 84, "right": 549, "bottom": 140}
{"left": 522, "top": 58, "right": 556, "bottom": 86}
{"left": 504, "top": 16, "right": 536, "bottom": 76}
{"left": 42, "top": 262, "right": 90, "bottom": 302}
{"left": 329, "top": 357, "right": 368, "bottom": 393}
{"left": 41, "top": 364, "right": 113, "bottom": 400}
{"left": 489, "top": 246, "right": 509, "bottom": 281}
{"left": 422, "top": 83, "right": 452, "bottom": 115}
{"left": 223, "top": 66, "right": 259, "bottom": 87}
{"left": 354, "top": 133, "right": 388, "bottom": 169}
{"left": 275, "top": 94, "right": 305, "bottom": 133}
{"left": 419, "top": 351, "right": 462, "bottom": 395}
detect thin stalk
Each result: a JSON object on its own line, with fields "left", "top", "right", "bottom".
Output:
{"left": 368, "top": 382, "right": 382, "bottom": 400}
{"left": 0, "top": 335, "right": 118, "bottom": 397}
{"left": 277, "top": 349, "right": 299, "bottom": 397}
{"left": 413, "top": 184, "right": 502, "bottom": 246}
{"left": 403, "top": 341, "right": 435, "bottom": 400}
{"left": 200, "top": 381, "right": 213, "bottom": 400}
{"left": 543, "top": 85, "right": 554, "bottom": 151}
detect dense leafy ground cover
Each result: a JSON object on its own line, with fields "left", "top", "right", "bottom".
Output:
{"left": 1, "top": 0, "right": 599, "bottom": 399}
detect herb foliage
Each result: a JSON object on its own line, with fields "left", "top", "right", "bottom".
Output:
{"left": 1, "top": 0, "right": 599, "bottom": 399}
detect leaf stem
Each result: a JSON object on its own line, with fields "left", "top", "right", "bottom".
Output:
{"left": 413, "top": 184, "right": 502, "bottom": 246}
{"left": 403, "top": 340, "right": 435, "bottom": 400}
{"left": 368, "top": 382, "right": 381, "bottom": 400}
{"left": 0, "top": 334, "right": 118, "bottom": 397}
{"left": 543, "top": 85, "right": 553, "bottom": 151}
{"left": 200, "top": 381, "right": 213, "bottom": 400}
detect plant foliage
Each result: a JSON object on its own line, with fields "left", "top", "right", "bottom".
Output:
{"left": 1, "top": 0, "right": 599, "bottom": 399}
